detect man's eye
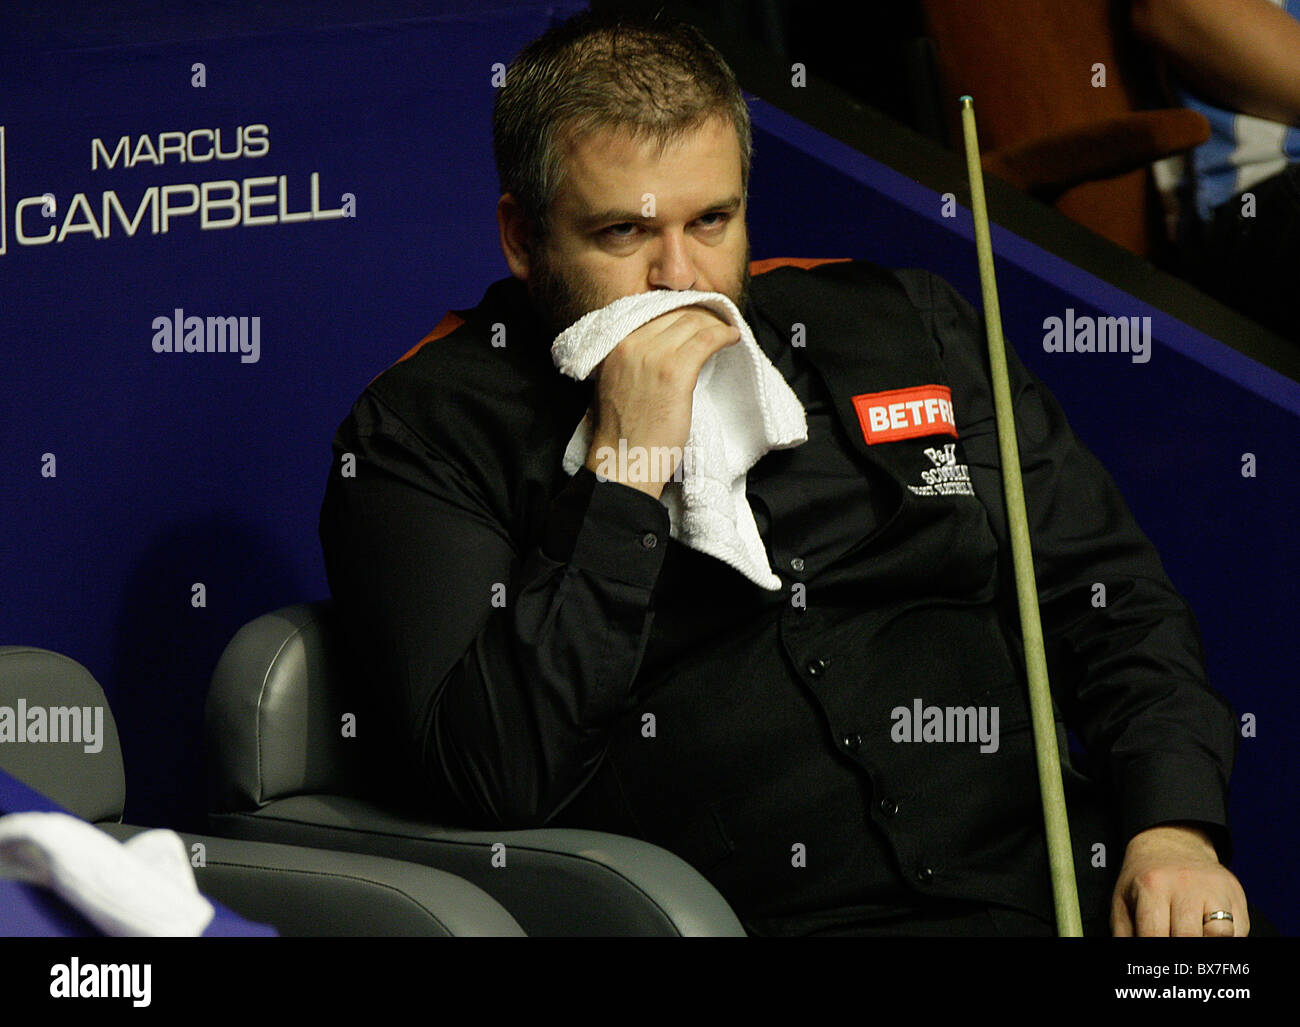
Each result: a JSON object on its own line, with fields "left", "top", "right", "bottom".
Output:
{"left": 603, "top": 223, "right": 638, "bottom": 239}
{"left": 697, "top": 213, "right": 728, "bottom": 228}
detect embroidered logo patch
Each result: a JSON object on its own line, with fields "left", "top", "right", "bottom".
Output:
{"left": 851, "top": 385, "right": 958, "bottom": 445}
{"left": 908, "top": 442, "right": 974, "bottom": 497}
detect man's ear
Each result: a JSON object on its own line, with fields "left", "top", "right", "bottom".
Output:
{"left": 497, "top": 194, "right": 534, "bottom": 281}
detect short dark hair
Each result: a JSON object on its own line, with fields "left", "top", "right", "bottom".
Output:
{"left": 493, "top": 8, "right": 752, "bottom": 241}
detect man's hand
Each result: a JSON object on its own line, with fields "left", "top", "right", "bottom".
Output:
{"left": 1111, "top": 823, "right": 1250, "bottom": 936}
{"left": 584, "top": 306, "right": 740, "bottom": 499}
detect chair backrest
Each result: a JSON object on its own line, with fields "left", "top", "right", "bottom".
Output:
{"left": 920, "top": 0, "right": 1159, "bottom": 254}
{"left": 205, "top": 600, "right": 372, "bottom": 814}
{"left": 0, "top": 647, "right": 126, "bottom": 823}
{"left": 0, "top": 644, "right": 524, "bottom": 936}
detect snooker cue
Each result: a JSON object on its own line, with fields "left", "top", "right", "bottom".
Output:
{"left": 958, "top": 95, "right": 1084, "bottom": 937}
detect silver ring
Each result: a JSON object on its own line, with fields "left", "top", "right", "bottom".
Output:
{"left": 1203, "top": 910, "right": 1234, "bottom": 923}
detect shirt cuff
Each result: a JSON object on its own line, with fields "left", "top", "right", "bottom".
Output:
{"left": 541, "top": 466, "right": 672, "bottom": 589}
{"left": 1118, "top": 753, "right": 1233, "bottom": 863}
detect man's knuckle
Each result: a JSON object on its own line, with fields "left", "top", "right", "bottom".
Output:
{"left": 1136, "top": 869, "right": 1167, "bottom": 891}
{"left": 654, "top": 363, "right": 681, "bottom": 388}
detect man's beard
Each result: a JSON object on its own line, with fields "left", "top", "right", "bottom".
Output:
{"left": 527, "top": 249, "right": 607, "bottom": 339}
{"left": 527, "top": 243, "right": 752, "bottom": 339}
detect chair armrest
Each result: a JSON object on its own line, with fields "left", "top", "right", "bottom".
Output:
{"left": 983, "top": 108, "right": 1210, "bottom": 198}
{"left": 97, "top": 822, "right": 526, "bottom": 937}
{"left": 208, "top": 795, "right": 748, "bottom": 937}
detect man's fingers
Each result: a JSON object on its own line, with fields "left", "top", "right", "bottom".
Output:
{"left": 1111, "top": 892, "right": 1135, "bottom": 937}
{"left": 1201, "top": 905, "right": 1237, "bottom": 938}
{"left": 621, "top": 309, "right": 740, "bottom": 382}
{"left": 1116, "top": 880, "right": 1248, "bottom": 938}
{"left": 631, "top": 307, "right": 737, "bottom": 357}
{"left": 678, "top": 320, "right": 742, "bottom": 367}
{"left": 1203, "top": 880, "right": 1250, "bottom": 937}
{"left": 660, "top": 312, "right": 741, "bottom": 371}
{"left": 1134, "top": 884, "right": 1171, "bottom": 938}
{"left": 631, "top": 305, "right": 725, "bottom": 344}
{"left": 1171, "top": 887, "right": 1208, "bottom": 937}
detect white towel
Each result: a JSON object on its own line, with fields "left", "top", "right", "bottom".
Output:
{"left": 553, "top": 290, "right": 807, "bottom": 591}
{"left": 0, "top": 811, "right": 215, "bottom": 937}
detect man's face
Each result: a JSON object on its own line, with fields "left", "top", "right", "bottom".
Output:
{"left": 522, "top": 114, "right": 750, "bottom": 335}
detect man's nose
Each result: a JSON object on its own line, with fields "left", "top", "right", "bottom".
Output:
{"left": 648, "top": 230, "right": 698, "bottom": 291}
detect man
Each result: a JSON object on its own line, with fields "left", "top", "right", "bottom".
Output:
{"left": 1132, "top": 0, "right": 1300, "bottom": 343}
{"left": 319, "top": 9, "right": 1248, "bottom": 936}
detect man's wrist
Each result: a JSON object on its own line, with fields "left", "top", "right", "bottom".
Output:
{"left": 585, "top": 436, "right": 683, "bottom": 500}
{"left": 1127, "top": 821, "right": 1219, "bottom": 861}
{"left": 586, "top": 454, "right": 667, "bottom": 499}
{"left": 540, "top": 467, "right": 670, "bottom": 588}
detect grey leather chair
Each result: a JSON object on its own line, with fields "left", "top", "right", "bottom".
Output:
{"left": 204, "top": 601, "right": 748, "bottom": 937}
{"left": 0, "top": 645, "right": 525, "bottom": 936}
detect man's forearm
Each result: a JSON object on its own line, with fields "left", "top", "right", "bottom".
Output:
{"left": 905, "top": 267, "right": 1238, "bottom": 850}
{"left": 320, "top": 396, "right": 670, "bottom": 829}
{"left": 1134, "top": 0, "right": 1300, "bottom": 125}
{"left": 423, "top": 475, "right": 666, "bottom": 826}
{"left": 325, "top": 439, "right": 670, "bottom": 832}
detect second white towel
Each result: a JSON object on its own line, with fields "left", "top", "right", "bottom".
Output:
{"left": 0, "top": 811, "right": 215, "bottom": 937}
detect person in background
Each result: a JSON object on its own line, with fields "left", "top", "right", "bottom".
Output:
{"left": 1133, "top": 0, "right": 1300, "bottom": 342}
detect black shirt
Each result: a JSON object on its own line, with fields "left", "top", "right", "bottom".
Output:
{"left": 319, "top": 260, "right": 1238, "bottom": 935}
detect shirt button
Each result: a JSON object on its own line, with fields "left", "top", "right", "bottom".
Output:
{"left": 640, "top": 532, "right": 658, "bottom": 550}
{"left": 878, "top": 798, "right": 898, "bottom": 817}
{"left": 842, "top": 733, "right": 863, "bottom": 750}
{"left": 806, "top": 657, "right": 828, "bottom": 677}
{"left": 915, "top": 866, "right": 934, "bottom": 883}
{"left": 790, "top": 557, "right": 805, "bottom": 573}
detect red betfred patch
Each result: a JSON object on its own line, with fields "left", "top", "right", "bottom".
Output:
{"left": 851, "top": 385, "right": 958, "bottom": 445}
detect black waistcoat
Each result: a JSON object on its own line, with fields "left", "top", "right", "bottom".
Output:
{"left": 545, "top": 261, "right": 1117, "bottom": 931}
